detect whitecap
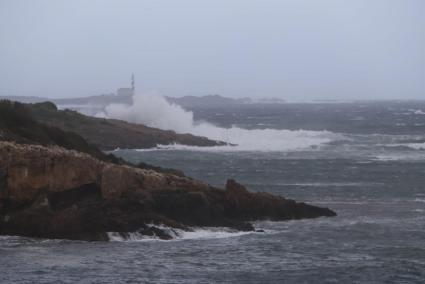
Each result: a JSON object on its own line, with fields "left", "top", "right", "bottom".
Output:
{"left": 409, "top": 109, "right": 425, "bottom": 115}
{"left": 107, "top": 225, "right": 264, "bottom": 242}
{"left": 383, "top": 142, "right": 425, "bottom": 150}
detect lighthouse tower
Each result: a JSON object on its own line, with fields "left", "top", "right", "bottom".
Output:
{"left": 116, "top": 74, "right": 135, "bottom": 97}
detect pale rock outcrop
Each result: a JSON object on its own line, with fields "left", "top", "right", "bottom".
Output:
{"left": 0, "top": 141, "right": 210, "bottom": 204}
{"left": 0, "top": 141, "right": 336, "bottom": 241}
{"left": 0, "top": 142, "right": 103, "bottom": 203}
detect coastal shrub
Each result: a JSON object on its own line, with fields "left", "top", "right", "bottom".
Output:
{"left": 137, "top": 161, "right": 185, "bottom": 177}
{"left": 0, "top": 100, "right": 184, "bottom": 173}
{"left": 0, "top": 100, "right": 106, "bottom": 160}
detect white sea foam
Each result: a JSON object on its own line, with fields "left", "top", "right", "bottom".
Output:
{"left": 107, "top": 232, "right": 158, "bottom": 242}
{"left": 409, "top": 109, "right": 425, "bottom": 115}
{"left": 400, "top": 143, "right": 425, "bottom": 150}
{"left": 107, "top": 226, "right": 260, "bottom": 242}
{"left": 383, "top": 142, "right": 425, "bottom": 150}
{"left": 177, "top": 228, "right": 256, "bottom": 240}
{"left": 374, "top": 154, "right": 425, "bottom": 161}
{"left": 101, "top": 93, "right": 343, "bottom": 152}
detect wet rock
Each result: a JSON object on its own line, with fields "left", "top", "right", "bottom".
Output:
{"left": 138, "top": 226, "right": 174, "bottom": 240}
{"left": 224, "top": 179, "right": 336, "bottom": 220}
{"left": 0, "top": 142, "right": 336, "bottom": 241}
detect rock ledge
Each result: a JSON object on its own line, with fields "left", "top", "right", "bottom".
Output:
{"left": 0, "top": 142, "right": 336, "bottom": 241}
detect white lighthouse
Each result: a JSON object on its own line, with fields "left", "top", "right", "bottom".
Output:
{"left": 116, "top": 74, "right": 135, "bottom": 97}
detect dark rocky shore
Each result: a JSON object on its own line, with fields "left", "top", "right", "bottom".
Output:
{"left": 0, "top": 142, "right": 335, "bottom": 241}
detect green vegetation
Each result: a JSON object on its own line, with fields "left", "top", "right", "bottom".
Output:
{"left": 0, "top": 100, "right": 185, "bottom": 176}
{"left": 136, "top": 161, "right": 185, "bottom": 177}
{"left": 0, "top": 100, "right": 112, "bottom": 162}
{"left": 26, "top": 102, "right": 224, "bottom": 150}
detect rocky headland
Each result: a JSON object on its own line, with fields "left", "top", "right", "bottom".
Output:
{"left": 0, "top": 99, "right": 336, "bottom": 241}
{"left": 0, "top": 100, "right": 226, "bottom": 151}
{"left": 0, "top": 141, "right": 336, "bottom": 241}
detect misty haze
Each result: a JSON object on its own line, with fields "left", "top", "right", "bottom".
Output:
{"left": 1, "top": 1, "right": 425, "bottom": 283}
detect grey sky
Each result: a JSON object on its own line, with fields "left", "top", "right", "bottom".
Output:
{"left": 0, "top": 0, "right": 424, "bottom": 100}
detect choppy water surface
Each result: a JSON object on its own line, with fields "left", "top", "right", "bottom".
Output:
{"left": 2, "top": 102, "right": 425, "bottom": 283}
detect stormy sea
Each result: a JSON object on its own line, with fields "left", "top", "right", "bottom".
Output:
{"left": 1, "top": 101, "right": 425, "bottom": 283}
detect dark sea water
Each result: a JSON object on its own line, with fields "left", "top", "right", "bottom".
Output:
{"left": 2, "top": 101, "right": 425, "bottom": 283}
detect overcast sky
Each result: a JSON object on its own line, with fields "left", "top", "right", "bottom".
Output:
{"left": 0, "top": 0, "right": 424, "bottom": 100}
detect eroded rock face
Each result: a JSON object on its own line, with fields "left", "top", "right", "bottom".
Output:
{"left": 0, "top": 143, "right": 103, "bottom": 204}
{"left": 0, "top": 142, "right": 205, "bottom": 204}
{"left": 0, "top": 142, "right": 336, "bottom": 241}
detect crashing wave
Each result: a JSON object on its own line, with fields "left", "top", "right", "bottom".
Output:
{"left": 101, "top": 93, "right": 343, "bottom": 152}
{"left": 107, "top": 225, "right": 260, "bottom": 242}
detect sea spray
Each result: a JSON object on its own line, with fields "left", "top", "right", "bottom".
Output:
{"left": 101, "top": 93, "right": 344, "bottom": 151}
{"left": 107, "top": 225, "right": 261, "bottom": 242}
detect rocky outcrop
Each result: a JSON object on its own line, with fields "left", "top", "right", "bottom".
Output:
{"left": 0, "top": 142, "right": 336, "bottom": 241}
{"left": 0, "top": 143, "right": 103, "bottom": 204}
{"left": 0, "top": 100, "right": 228, "bottom": 153}
{"left": 27, "top": 101, "right": 228, "bottom": 150}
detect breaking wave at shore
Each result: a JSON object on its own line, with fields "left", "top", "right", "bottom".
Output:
{"left": 107, "top": 226, "right": 263, "bottom": 242}
{"left": 101, "top": 93, "right": 343, "bottom": 151}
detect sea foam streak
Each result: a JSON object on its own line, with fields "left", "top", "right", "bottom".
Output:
{"left": 389, "top": 142, "right": 425, "bottom": 150}
{"left": 107, "top": 226, "right": 259, "bottom": 242}
{"left": 101, "top": 93, "right": 343, "bottom": 151}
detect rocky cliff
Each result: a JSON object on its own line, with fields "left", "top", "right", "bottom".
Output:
{"left": 0, "top": 142, "right": 336, "bottom": 241}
